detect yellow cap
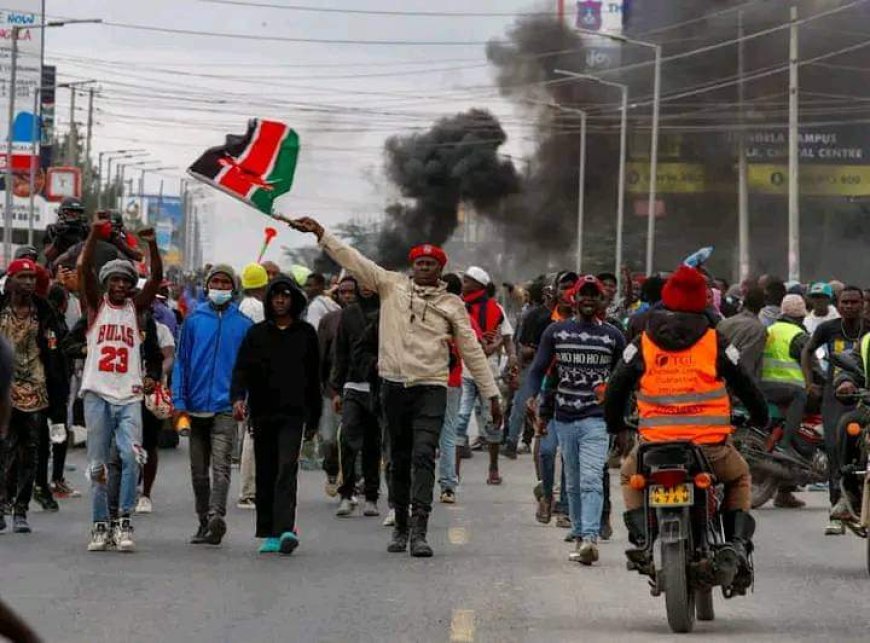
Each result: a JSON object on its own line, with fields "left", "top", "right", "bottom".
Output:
{"left": 241, "top": 263, "right": 269, "bottom": 290}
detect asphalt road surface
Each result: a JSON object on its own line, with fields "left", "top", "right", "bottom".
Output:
{"left": 2, "top": 441, "right": 868, "bottom": 643}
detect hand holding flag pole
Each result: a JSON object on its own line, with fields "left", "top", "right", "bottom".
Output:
{"left": 257, "top": 226, "right": 278, "bottom": 262}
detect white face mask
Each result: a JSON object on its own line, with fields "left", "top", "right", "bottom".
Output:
{"left": 208, "top": 289, "right": 233, "bottom": 306}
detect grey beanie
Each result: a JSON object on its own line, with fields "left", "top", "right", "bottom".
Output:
{"left": 206, "top": 263, "right": 237, "bottom": 290}
{"left": 99, "top": 259, "right": 138, "bottom": 285}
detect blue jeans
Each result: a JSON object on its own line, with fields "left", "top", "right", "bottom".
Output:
{"left": 455, "top": 378, "right": 501, "bottom": 445}
{"left": 506, "top": 366, "right": 533, "bottom": 447}
{"left": 553, "top": 416, "right": 609, "bottom": 539}
{"left": 438, "top": 386, "right": 462, "bottom": 492}
{"left": 84, "top": 392, "right": 142, "bottom": 523}
{"left": 538, "top": 424, "right": 567, "bottom": 514}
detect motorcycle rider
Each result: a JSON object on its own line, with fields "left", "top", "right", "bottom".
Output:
{"left": 604, "top": 266, "right": 768, "bottom": 593}
{"left": 759, "top": 294, "right": 812, "bottom": 508}
{"left": 831, "top": 332, "right": 870, "bottom": 522}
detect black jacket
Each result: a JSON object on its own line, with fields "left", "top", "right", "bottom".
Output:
{"left": 330, "top": 295, "right": 380, "bottom": 392}
{"left": 604, "top": 309, "right": 769, "bottom": 434}
{"left": 0, "top": 294, "right": 69, "bottom": 423}
{"left": 230, "top": 276, "right": 322, "bottom": 430}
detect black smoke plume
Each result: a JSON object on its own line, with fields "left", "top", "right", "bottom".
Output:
{"left": 376, "top": 108, "right": 519, "bottom": 268}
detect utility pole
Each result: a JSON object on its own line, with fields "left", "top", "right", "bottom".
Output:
{"left": 84, "top": 87, "right": 94, "bottom": 188}
{"left": 788, "top": 5, "right": 800, "bottom": 282}
{"left": 737, "top": 10, "right": 750, "bottom": 282}
{"left": 576, "top": 110, "right": 587, "bottom": 273}
{"left": 645, "top": 44, "right": 662, "bottom": 275}
{"left": 66, "top": 87, "right": 76, "bottom": 165}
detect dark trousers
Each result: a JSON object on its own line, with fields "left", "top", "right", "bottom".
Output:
{"left": 602, "top": 461, "right": 611, "bottom": 522}
{"left": 0, "top": 410, "right": 42, "bottom": 515}
{"left": 35, "top": 416, "right": 50, "bottom": 490}
{"left": 189, "top": 414, "right": 235, "bottom": 519}
{"left": 338, "top": 390, "right": 381, "bottom": 502}
{"left": 381, "top": 382, "right": 446, "bottom": 516}
{"left": 761, "top": 382, "right": 807, "bottom": 448}
{"left": 51, "top": 436, "right": 68, "bottom": 483}
{"left": 821, "top": 386, "right": 847, "bottom": 505}
{"left": 253, "top": 415, "right": 304, "bottom": 538}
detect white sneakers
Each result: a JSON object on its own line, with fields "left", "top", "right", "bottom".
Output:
{"left": 135, "top": 496, "right": 153, "bottom": 514}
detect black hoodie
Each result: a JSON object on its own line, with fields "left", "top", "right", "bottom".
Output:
{"left": 604, "top": 308, "right": 769, "bottom": 434}
{"left": 330, "top": 293, "right": 380, "bottom": 391}
{"left": 230, "top": 275, "right": 322, "bottom": 430}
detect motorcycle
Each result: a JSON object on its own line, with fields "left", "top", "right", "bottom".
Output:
{"left": 732, "top": 406, "right": 827, "bottom": 508}
{"left": 627, "top": 440, "right": 746, "bottom": 634}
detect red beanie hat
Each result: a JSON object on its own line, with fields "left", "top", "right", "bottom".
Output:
{"left": 662, "top": 265, "right": 708, "bottom": 313}
{"left": 408, "top": 244, "right": 448, "bottom": 267}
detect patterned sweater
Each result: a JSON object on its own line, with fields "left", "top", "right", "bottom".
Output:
{"left": 528, "top": 318, "right": 625, "bottom": 422}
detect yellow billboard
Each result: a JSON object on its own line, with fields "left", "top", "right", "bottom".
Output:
{"left": 625, "top": 162, "right": 708, "bottom": 194}
{"left": 748, "top": 164, "right": 870, "bottom": 196}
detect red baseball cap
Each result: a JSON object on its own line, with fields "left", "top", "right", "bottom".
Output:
{"left": 6, "top": 258, "right": 37, "bottom": 277}
{"left": 571, "top": 274, "right": 605, "bottom": 298}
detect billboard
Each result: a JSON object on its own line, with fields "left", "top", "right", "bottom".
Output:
{"left": 121, "top": 194, "right": 185, "bottom": 266}
{"left": 565, "top": 1, "right": 627, "bottom": 70}
{"left": 0, "top": 2, "right": 43, "bottom": 172}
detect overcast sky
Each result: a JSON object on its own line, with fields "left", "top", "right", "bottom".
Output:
{"left": 39, "top": 0, "right": 548, "bottom": 268}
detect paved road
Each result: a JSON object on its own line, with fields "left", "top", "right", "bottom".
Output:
{"left": 2, "top": 441, "right": 868, "bottom": 643}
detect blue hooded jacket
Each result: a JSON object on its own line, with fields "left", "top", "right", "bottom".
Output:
{"left": 172, "top": 300, "right": 253, "bottom": 414}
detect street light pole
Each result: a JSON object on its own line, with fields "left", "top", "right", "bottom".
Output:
{"left": 27, "top": 87, "right": 40, "bottom": 245}
{"left": 572, "top": 28, "right": 661, "bottom": 274}
{"left": 554, "top": 70, "right": 628, "bottom": 285}
{"left": 3, "top": 18, "right": 101, "bottom": 265}
{"left": 788, "top": 5, "right": 800, "bottom": 282}
{"left": 576, "top": 109, "right": 587, "bottom": 273}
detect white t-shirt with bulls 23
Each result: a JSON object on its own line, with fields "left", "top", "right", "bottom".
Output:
{"left": 80, "top": 297, "right": 143, "bottom": 405}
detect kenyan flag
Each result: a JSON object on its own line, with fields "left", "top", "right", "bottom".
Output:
{"left": 188, "top": 119, "right": 300, "bottom": 215}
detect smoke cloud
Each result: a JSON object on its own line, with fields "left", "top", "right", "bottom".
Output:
{"left": 376, "top": 108, "right": 519, "bottom": 267}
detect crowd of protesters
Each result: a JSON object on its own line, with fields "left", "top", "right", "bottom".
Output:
{"left": 2, "top": 198, "right": 869, "bottom": 573}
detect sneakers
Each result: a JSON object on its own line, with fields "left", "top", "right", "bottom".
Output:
{"left": 830, "top": 497, "right": 857, "bottom": 522}
{"left": 486, "top": 469, "right": 503, "bottom": 485}
{"left": 517, "top": 442, "right": 532, "bottom": 454}
{"left": 825, "top": 519, "right": 846, "bottom": 536}
{"left": 114, "top": 518, "right": 136, "bottom": 552}
{"left": 336, "top": 498, "right": 354, "bottom": 517}
{"left": 555, "top": 514, "right": 572, "bottom": 529}
{"left": 50, "top": 479, "right": 81, "bottom": 499}
{"left": 774, "top": 490, "right": 806, "bottom": 509}
{"left": 279, "top": 531, "right": 299, "bottom": 555}
{"left": 363, "top": 501, "right": 380, "bottom": 517}
{"left": 409, "top": 513, "right": 433, "bottom": 558}
{"left": 569, "top": 539, "right": 599, "bottom": 565}
{"left": 502, "top": 443, "right": 518, "bottom": 460}
{"left": 88, "top": 522, "right": 111, "bottom": 551}
{"left": 324, "top": 476, "right": 339, "bottom": 497}
{"left": 204, "top": 514, "right": 226, "bottom": 545}
{"left": 536, "top": 496, "right": 553, "bottom": 524}
{"left": 135, "top": 496, "right": 153, "bottom": 514}
{"left": 258, "top": 537, "right": 280, "bottom": 554}
{"left": 382, "top": 508, "right": 396, "bottom": 527}
{"left": 236, "top": 497, "right": 256, "bottom": 510}
{"left": 190, "top": 518, "right": 209, "bottom": 544}
{"left": 12, "top": 514, "right": 31, "bottom": 533}
{"left": 33, "top": 486, "right": 59, "bottom": 512}
{"left": 440, "top": 489, "right": 456, "bottom": 504}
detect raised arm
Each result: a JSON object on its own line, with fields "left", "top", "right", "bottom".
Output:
{"left": 279, "top": 216, "right": 396, "bottom": 293}
{"left": 78, "top": 222, "right": 104, "bottom": 312}
{"left": 134, "top": 228, "right": 163, "bottom": 312}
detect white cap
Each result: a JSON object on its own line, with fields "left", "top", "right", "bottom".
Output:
{"left": 464, "top": 266, "right": 491, "bottom": 287}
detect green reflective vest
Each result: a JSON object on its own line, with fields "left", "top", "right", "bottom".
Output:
{"left": 861, "top": 334, "right": 870, "bottom": 381}
{"left": 761, "top": 321, "right": 805, "bottom": 387}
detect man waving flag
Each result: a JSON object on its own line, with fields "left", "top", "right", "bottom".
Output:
{"left": 188, "top": 119, "right": 300, "bottom": 215}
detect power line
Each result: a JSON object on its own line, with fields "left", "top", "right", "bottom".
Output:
{"left": 199, "top": 0, "right": 560, "bottom": 17}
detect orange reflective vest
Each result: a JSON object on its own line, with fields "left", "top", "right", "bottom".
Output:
{"left": 637, "top": 328, "right": 732, "bottom": 445}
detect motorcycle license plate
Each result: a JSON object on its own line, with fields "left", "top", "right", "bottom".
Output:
{"left": 649, "top": 484, "right": 693, "bottom": 507}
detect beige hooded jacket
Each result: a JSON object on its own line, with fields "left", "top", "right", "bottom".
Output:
{"left": 319, "top": 231, "right": 499, "bottom": 399}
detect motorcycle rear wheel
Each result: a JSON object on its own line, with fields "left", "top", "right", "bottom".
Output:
{"left": 663, "top": 540, "right": 695, "bottom": 633}
{"left": 696, "top": 588, "right": 715, "bottom": 621}
{"left": 751, "top": 473, "right": 779, "bottom": 509}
